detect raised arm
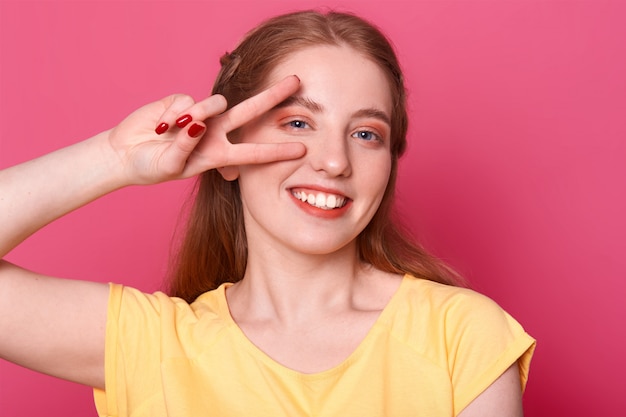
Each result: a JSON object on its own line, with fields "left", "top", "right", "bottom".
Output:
{"left": 458, "top": 363, "right": 524, "bottom": 417}
{"left": 0, "top": 76, "right": 304, "bottom": 389}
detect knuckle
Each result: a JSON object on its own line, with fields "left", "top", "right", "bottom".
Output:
{"left": 163, "top": 94, "right": 196, "bottom": 114}
{"left": 201, "top": 94, "right": 228, "bottom": 117}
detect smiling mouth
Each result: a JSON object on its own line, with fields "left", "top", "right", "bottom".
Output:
{"left": 291, "top": 190, "right": 348, "bottom": 210}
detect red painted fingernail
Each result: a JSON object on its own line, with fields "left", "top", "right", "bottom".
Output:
{"left": 188, "top": 123, "right": 205, "bottom": 138}
{"left": 176, "top": 114, "right": 192, "bottom": 128}
{"left": 155, "top": 122, "right": 169, "bottom": 135}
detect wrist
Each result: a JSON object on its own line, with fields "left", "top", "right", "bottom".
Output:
{"left": 87, "top": 130, "right": 137, "bottom": 190}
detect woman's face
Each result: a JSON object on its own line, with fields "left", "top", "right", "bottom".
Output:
{"left": 232, "top": 45, "right": 393, "bottom": 256}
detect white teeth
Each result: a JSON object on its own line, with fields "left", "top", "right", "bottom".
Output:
{"left": 293, "top": 191, "right": 346, "bottom": 210}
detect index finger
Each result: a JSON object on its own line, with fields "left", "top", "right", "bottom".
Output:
{"left": 219, "top": 75, "right": 301, "bottom": 133}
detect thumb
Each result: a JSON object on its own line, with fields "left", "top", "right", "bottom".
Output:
{"left": 160, "top": 122, "right": 207, "bottom": 177}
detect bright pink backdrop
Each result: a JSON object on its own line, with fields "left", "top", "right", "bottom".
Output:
{"left": 1, "top": 1, "right": 624, "bottom": 416}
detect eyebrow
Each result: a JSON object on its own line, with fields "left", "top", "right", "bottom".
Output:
{"left": 274, "top": 95, "right": 391, "bottom": 127}
{"left": 353, "top": 108, "right": 391, "bottom": 127}
{"left": 275, "top": 95, "right": 324, "bottom": 113}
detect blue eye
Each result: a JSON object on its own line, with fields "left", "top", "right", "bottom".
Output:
{"left": 353, "top": 130, "right": 379, "bottom": 141}
{"left": 288, "top": 120, "right": 308, "bottom": 129}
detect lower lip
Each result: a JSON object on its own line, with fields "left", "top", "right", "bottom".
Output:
{"left": 290, "top": 193, "right": 351, "bottom": 219}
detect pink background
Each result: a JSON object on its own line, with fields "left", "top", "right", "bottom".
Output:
{"left": 1, "top": 0, "right": 625, "bottom": 415}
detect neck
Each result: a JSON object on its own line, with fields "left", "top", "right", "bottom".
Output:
{"left": 228, "top": 242, "right": 370, "bottom": 326}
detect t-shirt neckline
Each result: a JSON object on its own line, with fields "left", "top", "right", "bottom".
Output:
{"left": 214, "top": 274, "right": 412, "bottom": 380}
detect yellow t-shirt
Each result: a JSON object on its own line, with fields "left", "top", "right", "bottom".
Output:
{"left": 94, "top": 275, "right": 535, "bottom": 417}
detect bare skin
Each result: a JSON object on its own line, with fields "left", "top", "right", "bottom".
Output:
{"left": 0, "top": 75, "right": 305, "bottom": 389}
{"left": 0, "top": 47, "right": 524, "bottom": 415}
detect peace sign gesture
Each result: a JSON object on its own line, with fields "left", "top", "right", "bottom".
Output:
{"left": 107, "top": 75, "right": 305, "bottom": 185}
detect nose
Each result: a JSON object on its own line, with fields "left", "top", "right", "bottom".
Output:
{"left": 308, "top": 131, "right": 352, "bottom": 177}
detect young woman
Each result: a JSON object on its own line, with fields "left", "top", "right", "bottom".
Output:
{"left": 0, "top": 10, "right": 534, "bottom": 417}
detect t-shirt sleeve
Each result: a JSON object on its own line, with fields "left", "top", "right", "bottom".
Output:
{"left": 443, "top": 288, "right": 536, "bottom": 415}
{"left": 93, "top": 283, "right": 174, "bottom": 417}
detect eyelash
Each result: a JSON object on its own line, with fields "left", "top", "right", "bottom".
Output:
{"left": 287, "top": 120, "right": 309, "bottom": 129}
{"left": 351, "top": 130, "right": 382, "bottom": 142}
{"left": 286, "top": 119, "right": 383, "bottom": 143}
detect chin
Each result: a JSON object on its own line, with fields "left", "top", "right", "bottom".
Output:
{"left": 286, "top": 236, "right": 358, "bottom": 257}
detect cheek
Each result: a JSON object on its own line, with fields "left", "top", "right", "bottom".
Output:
{"left": 378, "top": 157, "right": 393, "bottom": 194}
{"left": 356, "top": 157, "right": 392, "bottom": 219}
{"left": 237, "top": 160, "right": 297, "bottom": 200}
{"left": 237, "top": 166, "right": 267, "bottom": 202}
{"left": 363, "top": 156, "right": 392, "bottom": 193}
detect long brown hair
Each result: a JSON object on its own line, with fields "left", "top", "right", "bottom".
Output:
{"left": 168, "top": 10, "right": 464, "bottom": 302}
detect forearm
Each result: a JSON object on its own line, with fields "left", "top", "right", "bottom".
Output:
{"left": 0, "top": 131, "right": 127, "bottom": 257}
{"left": 0, "top": 77, "right": 305, "bottom": 259}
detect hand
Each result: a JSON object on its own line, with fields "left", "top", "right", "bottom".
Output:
{"left": 107, "top": 75, "right": 305, "bottom": 185}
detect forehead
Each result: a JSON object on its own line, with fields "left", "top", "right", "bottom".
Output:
{"left": 266, "top": 45, "right": 393, "bottom": 114}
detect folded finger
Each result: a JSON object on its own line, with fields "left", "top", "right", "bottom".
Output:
{"left": 172, "top": 94, "right": 228, "bottom": 129}
{"left": 158, "top": 121, "right": 208, "bottom": 177}
{"left": 154, "top": 93, "right": 228, "bottom": 135}
{"left": 154, "top": 94, "right": 196, "bottom": 134}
